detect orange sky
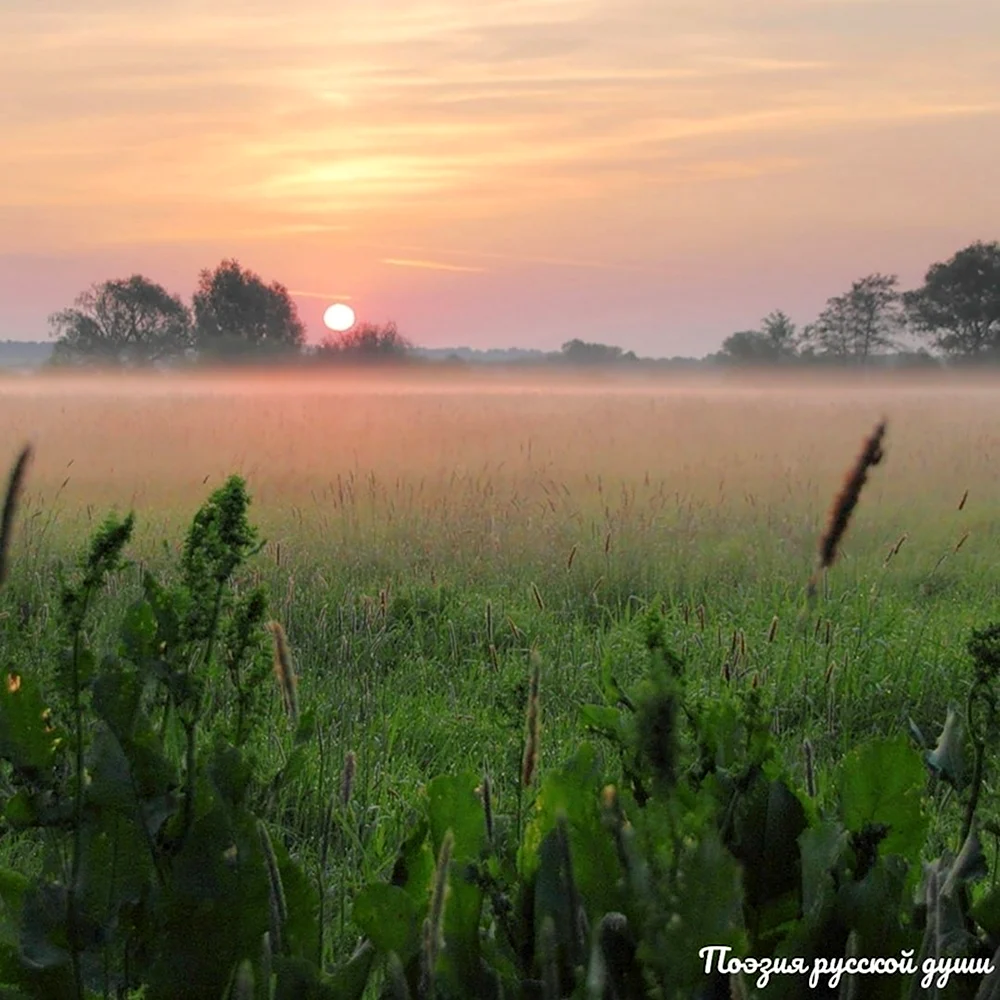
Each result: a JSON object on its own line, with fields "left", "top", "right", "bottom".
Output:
{"left": 2, "top": 0, "right": 998, "bottom": 355}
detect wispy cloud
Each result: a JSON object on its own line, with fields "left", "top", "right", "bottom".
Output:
{"left": 371, "top": 243, "right": 662, "bottom": 272}
{"left": 382, "top": 258, "right": 488, "bottom": 273}
{"left": 6, "top": 0, "right": 996, "bottom": 247}
{"left": 288, "top": 289, "right": 353, "bottom": 300}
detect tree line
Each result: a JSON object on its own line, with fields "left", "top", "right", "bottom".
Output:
{"left": 715, "top": 240, "right": 1000, "bottom": 365}
{"left": 48, "top": 259, "right": 411, "bottom": 366}
{"left": 45, "top": 239, "right": 1000, "bottom": 367}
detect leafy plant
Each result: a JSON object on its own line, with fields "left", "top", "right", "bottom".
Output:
{"left": 6, "top": 441, "right": 1000, "bottom": 999}
{"left": 0, "top": 451, "right": 370, "bottom": 999}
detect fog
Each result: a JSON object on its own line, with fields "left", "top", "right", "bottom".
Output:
{"left": 2, "top": 369, "right": 998, "bottom": 540}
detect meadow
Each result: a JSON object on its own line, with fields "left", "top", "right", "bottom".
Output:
{"left": 2, "top": 367, "right": 1000, "bottom": 997}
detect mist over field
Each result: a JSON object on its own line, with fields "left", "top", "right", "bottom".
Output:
{"left": 2, "top": 368, "right": 995, "bottom": 530}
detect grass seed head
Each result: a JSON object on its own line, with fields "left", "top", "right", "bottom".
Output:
{"left": 0, "top": 444, "right": 32, "bottom": 588}
{"left": 810, "top": 418, "right": 887, "bottom": 595}
{"left": 421, "top": 829, "right": 454, "bottom": 996}
{"left": 803, "top": 739, "right": 816, "bottom": 798}
{"left": 340, "top": 750, "right": 356, "bottom": 808}
{"left": 767, "top": 616, "right": 779, "bottom": 643}
{"left": 269, "top": 621, "right": 299, "bottom": 726}
{"left": 521, "top": 651, "right": 542, "bottom": 788}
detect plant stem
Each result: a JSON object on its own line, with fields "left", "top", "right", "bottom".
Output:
{"left": 180, "top": 719, "right": 197, "bottom": 848}
{"left": 961, "top": 685, "right": 991, "bottom": 849}
{"left": 178, "top": 580, "right": 225, "bottom": 849}
{"left": 68, "top": 599, "right": 90, "bottom": 1000}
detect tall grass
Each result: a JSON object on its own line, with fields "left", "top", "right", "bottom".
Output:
{"left": 2, "top": 370, "right": 1000, "bottom": 958}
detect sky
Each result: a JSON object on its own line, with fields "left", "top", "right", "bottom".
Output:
{"left": 1, "top": 0, "right": 998, "bottom": 356}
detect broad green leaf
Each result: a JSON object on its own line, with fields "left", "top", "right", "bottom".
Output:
{"left": 426, "top": 773, "right": 485, "bottom": 861}
{"left": 19, "top": 883, "right": 70, "bottom": 971}
{"left": 727, "top": 774, "right": 806, "bottom": 937}
{"left": 323, "top": 940, "right": 376, "bottom": 1000}
{"left": 208, "top": 740, "right": 253, "bottom": 809}
{"left": 389, "top": 819, "right": 435, "bottom": 908}
{"left": 3, "top": 792, "right": 36, "bottom": 829}
{"left": 838, "top": 736, "right": 927, "bottom": 866}
{"left": 437, "top": 856, "right": 483, "bottom": 992}
{"left": 839, "top": 855, "right": 913, "bottom": 964}
{"left": 92, "top": 659, "right": 143, "bottom": 739}
{"left": 520, "top": 743, "right": 622, "bottom": 922}
{"left": 925, "top": 705, "right": 965, "bottom": 789}
{"left": 799, "top": 820, "right": 848, "bottom": 917}
{"left": 972, "top": 885, "right": 1000, "bottom": 938}
{"left": 579, "top": 704, "right": 626, "bottom": 744}
{"left": 87, "top": 725, "right": 142, "bottom": 815}
{"left": 352, "top": 885, "right": 419, "bottom": 962}
{"left": 121, "top": 599, "right": 158, "bottom": 662}
{"left": 0, "top": 868, "right": 29, "bottom": 952}
{"left": 270, "top": 832, "right": 321, "bottom": 962}
{"left": 145, "top": 804, "right": 271, "bottom": 1000}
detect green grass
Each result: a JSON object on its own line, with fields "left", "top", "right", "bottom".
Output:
{"left": 2, "top": 371, "right": 1000, "bottom": 962}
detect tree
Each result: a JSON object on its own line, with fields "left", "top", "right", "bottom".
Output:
{"left": 718, "top": 330, "right": 778, "bottom": 363}
{"left": 717, "top": 310, "right": 799, "bottom": 364}
{"left": 48, "top": 275, "right": 192, "bottom": 365}
{"left": 192, "top": 259, "right": 305, "bottom": 358}
{"left": 802, "top": 273, "right": 903, "bottom": 360}
{"left": 903, "top": 241, "right": 1000, "bottom": 359}
{"left": 558, "top": 339, "right": 636, "bottom": 364}
{"left": 760, "top": 310, "right": 799, "bottom": 356}
{"left": 315, "top": 320, "right": 412, "bottom": 362}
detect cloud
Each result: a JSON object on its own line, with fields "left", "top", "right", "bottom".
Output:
{"left": 288, "top": 289, "right": 354, "bottom": 300}
{"left": 1, "top": 0, "right": 998, "bottom": 261}
{"left": 381, "top": 258, "right": 488, "bottom": 273}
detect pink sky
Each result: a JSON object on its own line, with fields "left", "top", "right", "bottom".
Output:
{"left": 2, "top": 0, "right": 998, "bottom": 355}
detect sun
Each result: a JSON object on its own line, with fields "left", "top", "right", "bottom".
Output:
{"left": 323, "top": 303, "right": 356, "bottom": 333}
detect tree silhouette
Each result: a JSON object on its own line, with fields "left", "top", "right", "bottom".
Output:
{"left": 802, "top": 274, "right": 903, "bottom": 360}
{"left": 193, "top": 259, "right": 305, "bottom": 359}
{"left": 559, "top": 340, "right": 636, "bottom": 364}
{"left": 760, "top": 310, "right": 799, "bottom": 356}
{"left": 903, "top": 241, "right": 1000, "bottom": 358}
{"left": 48, "top": 275, "right": 192, "bottom": 365}
{"left": 718, "top": 310, "right": 799, "bottom": 364}
{"left": 316, "top": 321, "right": 412, "bottom": 362}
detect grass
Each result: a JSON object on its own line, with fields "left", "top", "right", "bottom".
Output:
{"left": 2, "top": 367, "right": 1000, "bottom": 956}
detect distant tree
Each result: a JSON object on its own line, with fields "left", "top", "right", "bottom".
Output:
{"left": 760, "top": 310, "right": 799, "bottom": 356}
{"left": 315, "top": 320, "right": 412, "bottom": 362}
{"left": 48, "top": 275, "right": 192, "bottom": 365}
{"left": 718, "top": 330, "right": 777, "bottom": 363}
{"left": 559, "top": 339, "right": 636, "bottom": 364}
{"left": 718, "top": 310, "right": 799, "bottom": 364}
{"left": 802, "top": 273, "right": 903, "bottom": 360}
{"left": 801, "top": 296, "right": 853, "bottom": 359}
{"left": 192, "top": 259, "right": 305, "bottom": 359}
{"left": 903, "top": 241, "right": 1000, "bottom": 359}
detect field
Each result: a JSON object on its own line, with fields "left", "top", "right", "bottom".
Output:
{"left": 3, "top": 367, "right": 1000, "bottom": 996}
